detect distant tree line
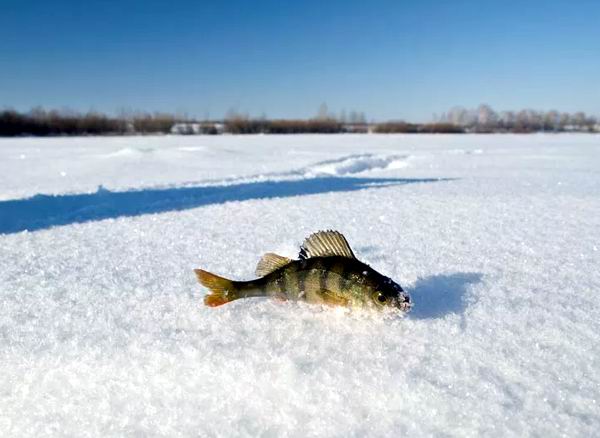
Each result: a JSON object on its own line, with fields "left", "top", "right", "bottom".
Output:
{"left": 0, "top": 108, "right": 182, "bottom": 136}
{"left": 223, "top": 106, "right": 350, "bottom": 134}
{"left": 1, "top": 105, "right": 598, "bottom": 137}
{"left": 373, "top": 122, "right": 464, "bottom": 134}
{"left": 224, "top": 115, "right": 344, "bottom": 134}
{"left": 0, "top": 108, "right": 128, "bottom": 136}
{"left": 439, "top": 104, "right": 598, "bottom": 133}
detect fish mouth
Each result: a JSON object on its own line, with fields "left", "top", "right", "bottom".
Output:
{"left": 398, "top": 302, "right": 412, "bottom": 312}
{"left": 395, "top": 294, "right": 412, "bottom": 312}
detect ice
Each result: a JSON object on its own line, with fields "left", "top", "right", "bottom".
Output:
{"left": 1, "top": 134, "right": 600, "bottom": 436}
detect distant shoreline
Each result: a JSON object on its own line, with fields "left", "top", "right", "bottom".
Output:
{"left": 2, "top": 106, "right": 599, "bottom": 137}
{"left": 2, "top": 131, "right": 600, "bottom": 139}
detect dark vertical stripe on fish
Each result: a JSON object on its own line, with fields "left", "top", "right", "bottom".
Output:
{"left": 319, "top": 268, "right": 327, "bottom": 291}
{"left": 278, "top": 272, "right": 286, "bottom": 295}
{"left": 284, "top": 263, "right": 299, "bottom": 299}
{"left": 297, "top": 269, "right": 306, "bottom": 299}
{"left": 324, "top": 258, "right": 335, "bottom": 289}
{"left": 338, "top": 263, "right": 347, "bottom": 292}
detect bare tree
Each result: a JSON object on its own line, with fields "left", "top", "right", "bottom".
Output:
{"left": 316, "top": 103, "right": 330, "bottom": 120}
{"left": 477, "top": 104, "right": 498, "bottom": 130}
{"left": 572, "top": 112, "right": 587, "bottom": 128}
{"left": 544, "top": 110, "right": 560, "bottom": 131}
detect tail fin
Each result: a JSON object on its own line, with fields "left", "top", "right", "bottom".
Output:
{"left": 194, "top": 269, "right": 238, "bottom": 307}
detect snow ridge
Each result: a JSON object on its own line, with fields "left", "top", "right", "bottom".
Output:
{"left": 301, "top": 153, "right": 409, "bottom": 176}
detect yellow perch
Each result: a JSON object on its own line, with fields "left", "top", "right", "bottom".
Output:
{"left": 195, "top": 230, "right": 411, "bottom": 311}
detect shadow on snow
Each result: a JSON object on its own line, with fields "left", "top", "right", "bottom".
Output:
{"left": 409, "top": 272, "right": 483, "bottom": 320}
{"left": 0, "top": 176, "right": 451, "bottom": 234}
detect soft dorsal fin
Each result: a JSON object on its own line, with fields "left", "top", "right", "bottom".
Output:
{"left": 256, "top": 253, "right": 292, "bottom": 277}
{"left": 299, "top": 230, "right": 356, "bottom": 260}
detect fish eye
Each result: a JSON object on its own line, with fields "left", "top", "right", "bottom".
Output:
{"left": 377, "top": 293, "right": 387, "bottom": 303}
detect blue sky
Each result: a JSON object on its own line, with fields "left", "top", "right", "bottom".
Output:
{"left": 1, "top": 0, "right": 599, "bottom": 121}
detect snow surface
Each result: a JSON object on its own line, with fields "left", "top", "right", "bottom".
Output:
{"left": 1, "top": 134, "right": 599, "bottom": 437}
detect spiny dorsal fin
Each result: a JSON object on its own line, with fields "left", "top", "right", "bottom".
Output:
{"left": 299, "top": 230, "right": 356, "bottom": 260}
{"left": 256, "top": 253, "right": 292, "bottom": 277}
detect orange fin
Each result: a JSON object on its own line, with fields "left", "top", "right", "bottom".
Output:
{"left": 194, "top": 269, "right": 238, "bottom": 307}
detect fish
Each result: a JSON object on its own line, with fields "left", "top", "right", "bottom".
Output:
{"left": 194, "top": 230, "right": 411, "bottom": 312}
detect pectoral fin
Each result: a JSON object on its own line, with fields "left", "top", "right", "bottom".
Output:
{"left": 317, "top": 289, "right": 350, "bottom": 307}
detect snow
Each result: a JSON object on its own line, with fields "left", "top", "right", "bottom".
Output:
{"left": 1, "top": 133, "right": 599, "bottom": 437}
{"left": 302, "top": 154, "right": 409, "bottom": 176}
